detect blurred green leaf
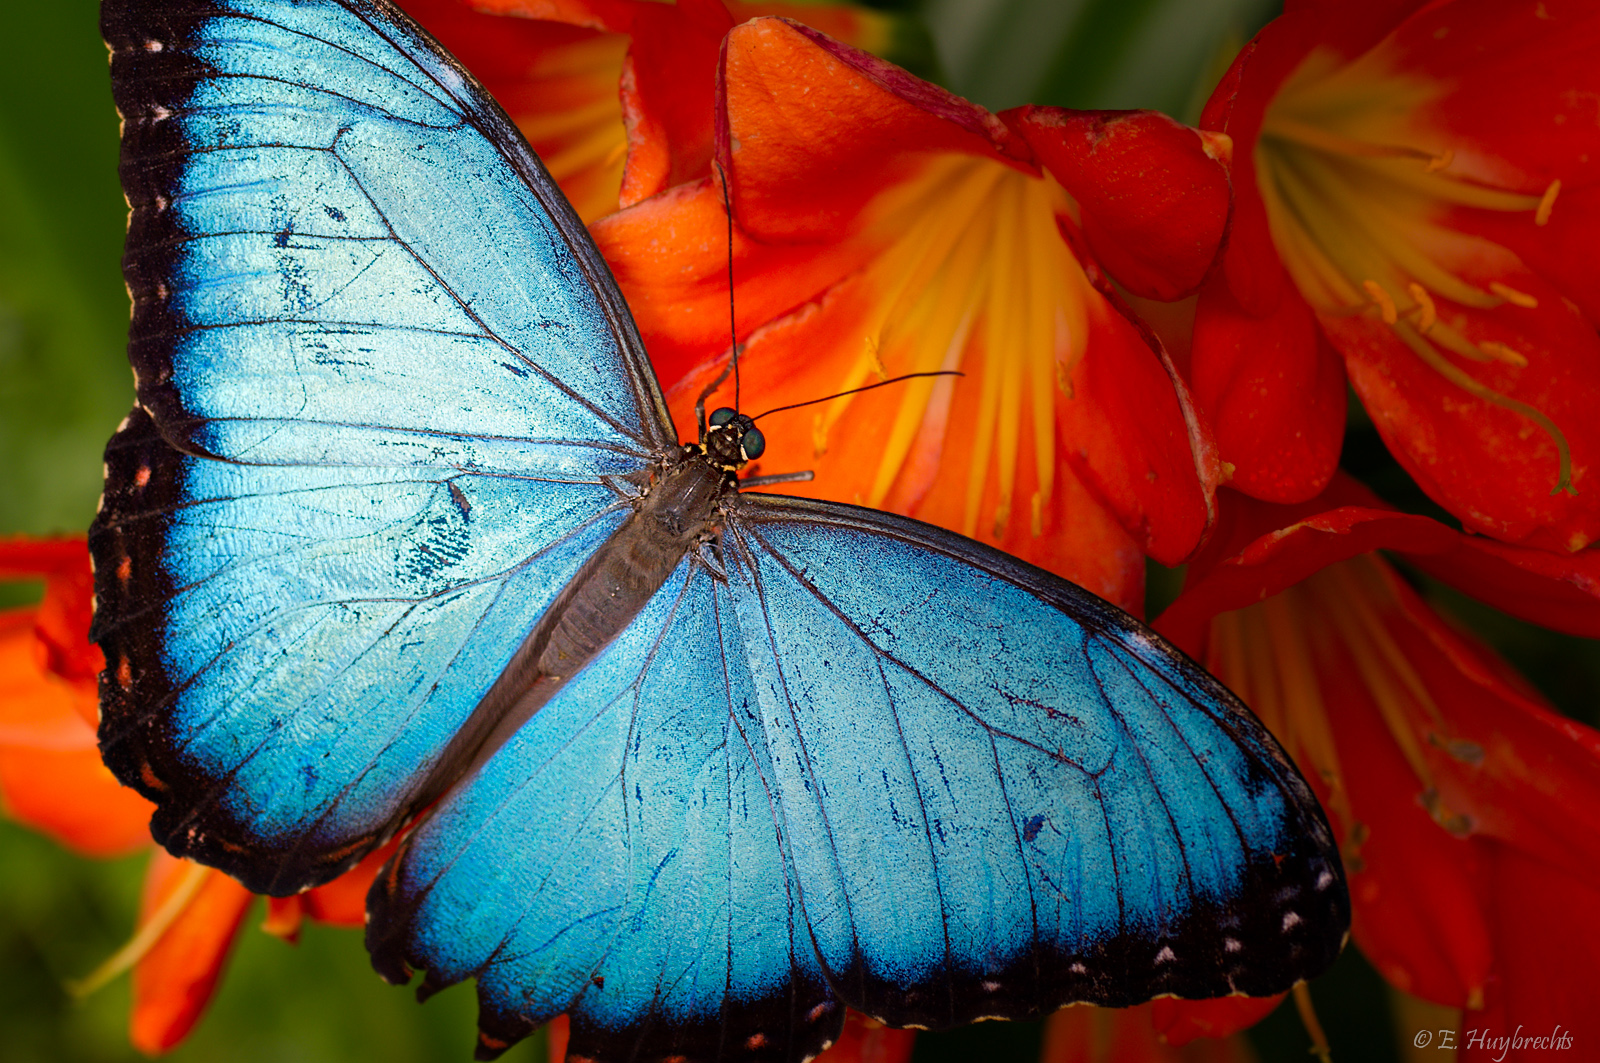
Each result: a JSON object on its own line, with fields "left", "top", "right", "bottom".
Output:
{"left": 921, "top": 0, "right": 1277, "bottom": 118}
{"left": 0, "top": 1, "right": 131, "bottom": 536}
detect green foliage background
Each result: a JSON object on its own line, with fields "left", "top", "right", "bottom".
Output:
{"left": 1, "top": 2, "right": 1591, "bottom": 1061}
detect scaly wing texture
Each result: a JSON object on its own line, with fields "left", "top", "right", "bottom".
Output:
{"left": 725, "top": 495, "right": 1348, "bottom": 1024}
{"left": 368, "top": 497, "right": 1347, "bottom": 1062}
{"left": 369, "top": 560, "right": 845, "bottom": 1063}
{"left": 93, "top": 0, "right": 671, "bottom": 893}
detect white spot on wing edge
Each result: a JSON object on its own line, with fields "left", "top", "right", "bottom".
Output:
{"left": 1224, "top": 937, "right": 1242, "bottom": 953}
{"left": 1282, "top": 911, "right": 1302, "bottom": 931}
{"left": 1154, "top": 946, "right": 1176, "bottom": 964}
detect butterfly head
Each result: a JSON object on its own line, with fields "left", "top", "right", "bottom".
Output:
{"left": 705, "top": 407, "right": 765, "bottom": 470}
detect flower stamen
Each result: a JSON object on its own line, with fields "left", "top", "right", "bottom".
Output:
{"left": 1536, "top": 178, "right": 1561, "bottom": 226}
{"left": 1487, "top": 281, "right": 1537, "bottom": 309}
{"left": 66, "top": 861, "right": 212, "bottom": 999}
{"left": 1259, "top": 47, "right": 1575, "bottom": 495}
{"left": 1363, "top": 279, "right": 1398, "bottom": 324}
{"left": 826, "top": 157, "right": 1085, "bottom": 541}
{"left": 1407, "top": 282, "right": 1437, "bottom": 332}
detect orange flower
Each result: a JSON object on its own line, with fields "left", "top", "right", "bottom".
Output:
{"left": 1153, "top": 477, "right": 1600, "bottom": 1035}
{"left": 1194, "top": 0, "right": 1600, "bottom": 554}
{"left": 594, "top": 19, "right": 1232, "bottom": 611}
{"left": 403, "top": 0, "right": 893, "bottom": 222}
{"left": 0, "top": 535, "right": 150, "bottom": 856}
{"left": 0, "top": 536, "right": 386, "bottom": 1053}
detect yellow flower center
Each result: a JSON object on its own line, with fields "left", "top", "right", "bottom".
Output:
{"left": 512, "top": 33, "right": 630, "bottom": 223}
{"left": 815, "top": 156, "right": 1094, "bottom": 542}
{"left": 1257, "top": 47, "right": 1573, "bottom": 494}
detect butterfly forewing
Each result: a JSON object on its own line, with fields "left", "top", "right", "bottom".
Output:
{"left": 94, "top": 0, "right": 669, "bottom": 893}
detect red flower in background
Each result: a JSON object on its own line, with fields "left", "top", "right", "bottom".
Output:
{"left": 1193, "top": 0, "right": 1600, "bottom": 554}
{"left": 404, "top": 0, "right": 892, "bottom": 221}
{"left": 1153, "top": 477, "right": 1600, "bottom": 1045}
{"left": 1041, "top": 1002, "right": 1260, "bottom": 1063}
{"left": 0, "top": 537, "right": 390, "bottom": 1053}
{"left": 595, "top": 19, "right": 1233, "bottom": 612}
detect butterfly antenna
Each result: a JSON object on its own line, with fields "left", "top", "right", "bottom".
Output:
{"left": 694, "top": 162, "right": 742, "bottom": 442}
{"left": 751, "top": 371, "right": 963, "bottom": 421}
{"left": 722, "top": 162, "right": 740, "bottom": 414}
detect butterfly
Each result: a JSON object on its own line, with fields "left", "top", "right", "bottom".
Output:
{"left": 90, "top": 1, "right": 1349, "bottom": 1060}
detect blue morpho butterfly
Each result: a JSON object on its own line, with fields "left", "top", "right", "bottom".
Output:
{"left": 90, "top": 0, "right": 1349, "bottom": 1059}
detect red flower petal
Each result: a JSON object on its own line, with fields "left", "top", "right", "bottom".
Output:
{"left": 0, "top": 534, "right": 101, "bottom": 688}
{"left": 1042, "top": 1003, "right": 1258, "bottom": 1063}
{"left": 1406, "top": 536, "right": 1600, "bottom": 638}
{"left": 1469, "top": 845, "right": 1597, "bottom": 1060}
{"left": 0, "top": 613, "right": 153, "bottom": 856}
{"left": 130, "top": 856, "right": 254, "bottom": 1054}
{"left": 300, "top": 834, "right": 404, "bottom": 927}
{"left": 1324, "top": 259, "right": 1600, "bottom": 552}
{"left": 1313, "top": 611, "right": 1494, "bottom": 1005}
{"left": 1058, "top": 280, "right": 1219, "bottom": 566}
{"left": 717, "top": 19, "right": 1030, "bottom": 242}
{"left": 1011, "top": 107, "right": 1231, "bottom": 301}
{"left": 814, "top": 1011, "right": 916, "bottom": 1063}
{"left": 613, "top": 0, "right": 731, "bottom": 205}
{"left": 1151, "top": 994, "right": 1285, "bottom": 1047}
{"left": 1190, "top": 271, "right": 1346, "bottom": 503}
{"left": 1207, "top": 0, "right": 1600, "bottom": 549}
{"left": 1161, "top": 473, "right": 1600, "bottom": 654}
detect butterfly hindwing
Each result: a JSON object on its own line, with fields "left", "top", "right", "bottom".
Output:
{"left": 724, "top": 496, "right": 1348, "bottom": 1023}
{"left": 364, "top": 496, "right": 1347, "bottom": 1061}
{"left": 93, "top": 0, "right": 673, "bottom": 893}
{"left": 368, "top": 559, "right": 844, "bottom": 1063}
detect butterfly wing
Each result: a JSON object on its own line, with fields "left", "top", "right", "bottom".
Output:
{"left": 367, "top": 495, "right": 1348, "bottom": 1062}
{"left": 368, "top": 557, "right": 845, "bottom": 1063}
{"left": 92, "top": 0, "right": 673, "bottom": 894}
{"left": 724, "top": 495, "right": 1348, "bottom": 1021}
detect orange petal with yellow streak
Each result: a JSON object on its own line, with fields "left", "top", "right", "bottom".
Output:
{"left": 130, "top": 854, "right": 254, "bottom": 1054}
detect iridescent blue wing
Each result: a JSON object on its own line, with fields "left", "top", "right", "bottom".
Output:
{"left": 367, "top": 496, "right": 1347, "bottom": 1062}
{"left": 724, "top": 496, "right": 1348, "bottom": 1020}
{"left": 91, "top": 0, "right": 673, "bottom": 893}
{"left": 369, "top": 557, "right": 845, "bottom": 1063}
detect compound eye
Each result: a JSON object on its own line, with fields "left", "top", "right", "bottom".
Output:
{"left": 709, "top": 407, "right": 737, "bottom": 428}
{"left": 741, "top": 425, "right": 766, "bottom": 461}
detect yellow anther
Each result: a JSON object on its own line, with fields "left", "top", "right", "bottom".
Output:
{"left": 1424, "top": 148, "right": 1454, "bottom": 173}
{"left": 1030, "top": 491, "right": 1043, "bottom": 537}
{"left": 1489, "top": 280, "right": 1538, "bottom": 308}
{"left": 811, "top": 411, "right": 828, "bottom": 458}
{"left": 1363, "top": 279, "right": 1398, "bottom": 324}
{"left": 864, "top": 334, "right": 887, "bottom": 380}
{"left": 1407, "top": 282, "right": 1437, "bottom": 332}
{"left": 1536, "top": 178, "right": 1561, "bottom": 226}
{"left": 1478, "top": 340, "right": 1528, "bottom": 367}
